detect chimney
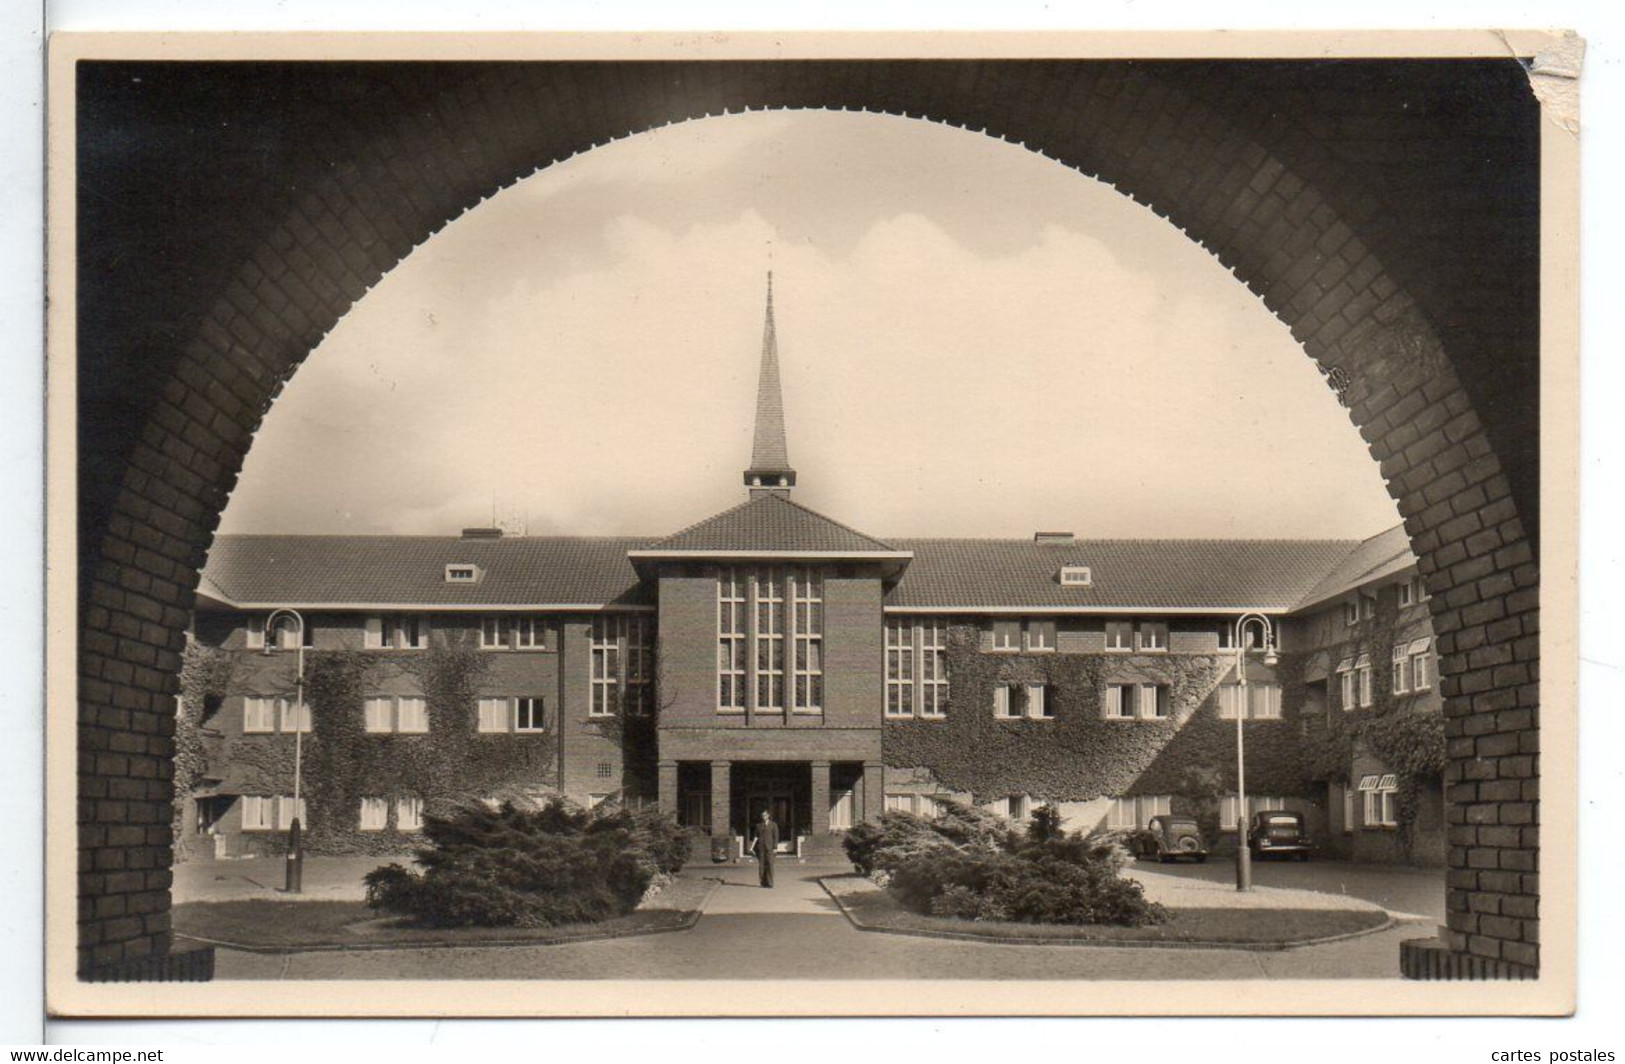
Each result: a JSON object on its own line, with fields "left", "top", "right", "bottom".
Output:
{"left": 461, "top": 527, "right": 503, "bottom": 539}
{"left": 1034, "top": 531, "right": 1076, "bottom": 546}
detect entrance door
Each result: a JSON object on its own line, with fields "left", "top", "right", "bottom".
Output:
{"left": 747, "top": 793, "right": 796, "bottom": 853}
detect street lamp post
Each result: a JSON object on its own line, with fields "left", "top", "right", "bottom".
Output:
{"left": 1230, "top": 612, "right": 1278, "bottom": 892}
{"left": 264, "top": 607, "right": 307, "bottom": 893}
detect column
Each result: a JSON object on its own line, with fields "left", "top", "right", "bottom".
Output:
{"left": 861, "top": 761, "right": 884, "bottom": 824}
{"left": 709, "top": 760, "right": 732, "bottom": 840}
{"left": 657, "top": 760, "right": 678, "bottom": 816}
{"left": 810, "top": 760, "right": 831, "bottom": 837}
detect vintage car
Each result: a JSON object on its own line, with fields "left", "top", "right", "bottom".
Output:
{"left": 1247, "top": 809, "right": 1313, "bottom": 860}
{"left": 1142, "top": 814, "right": 1208, "bottom": 863}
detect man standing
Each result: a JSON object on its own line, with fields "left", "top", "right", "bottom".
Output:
{"left": 753, "top": 808, "right": 780, "bottom": 888}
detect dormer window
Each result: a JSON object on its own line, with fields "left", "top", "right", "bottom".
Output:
{"left": 445, "top": 564, "right": 481, "bottom": 584}
{"left": 1059, "top": 565, "right": 1092, "bottom": 586}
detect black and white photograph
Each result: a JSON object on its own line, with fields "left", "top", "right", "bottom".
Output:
{"left": 41, "top": 29, "right": 1581, "bottom": 1020}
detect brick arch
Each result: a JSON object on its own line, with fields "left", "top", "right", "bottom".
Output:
{"left": 75, "top": 59, "right": 1539, "bottom": 979}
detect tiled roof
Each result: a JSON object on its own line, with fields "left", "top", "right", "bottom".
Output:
{"left": 1291, "top": 525, "right": 1417, "bottom": 612}
{"left": 642, "top": 493, "right": 900, "bottom": 554}
{"left": 882, "top": 537, "right": 1363, "bottom": 611}
{"left": 199, "top": 535, "right": 650, "bottom": 608}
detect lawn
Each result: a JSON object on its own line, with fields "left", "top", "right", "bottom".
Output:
{"left": 824, "top": 878, "right": 1388, "bottom": 948}
{"left": 173, "top": 875, "right": 714, "bottom": 953}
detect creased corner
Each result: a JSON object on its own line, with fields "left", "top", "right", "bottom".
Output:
{"left": 1505, "top": 29, "right": 1584, "bottom": 136}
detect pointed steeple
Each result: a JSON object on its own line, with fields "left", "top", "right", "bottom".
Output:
{"left": 744, "top": 271, "right": 797, "bottom": 496}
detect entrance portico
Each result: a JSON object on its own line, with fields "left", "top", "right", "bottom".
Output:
{"left": 660, "top": 757, "right": 881, "bottom": 853}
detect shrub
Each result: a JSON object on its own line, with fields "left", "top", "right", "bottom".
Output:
{"left": 843, "top": 810, "right": 937, "bottom": 874}
{"left": 364, "top": 796, "right": 688, "bottom": 928}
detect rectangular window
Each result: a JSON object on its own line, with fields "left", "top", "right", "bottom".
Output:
{"left": 1104, "top": 621, "right": 1133, "bottom": 651}
{"left": 1107, "top": 794, "right": 1172, "bottom": 830}
{"left": 1360, "top": 593, "right": 1377, "bottom": 621}
{"left": 1344, "top": 601, "right": 1360, "bottom": 627}
{"left": 1026, "top": 620, "right": 1056, "bottom": 652}
{"left": 477, "top": 697, "right": 509, "bottom": 734}
{"left": 1005, "top": 795, "right": 1029, "bottom": 820}
{"left": 718, "top": 568, "right": 746, "bottom": 712}
{"left": 1398, "top": 578, "right": 1414, "bottom": 607}
{"left": 1359, "top": 773, "right": 1399, "bottom": 827}
{"left": 921, "top": 619, "right": 949, "bottom": 718}
{"left": 624, "top": 615, "right": 653, "bottom": 715}
{"left": 240, "top": 796, "right": 273, "bottom": 831}
{"left": 1410, "top": 637, "right": 1433, "bottom": 691}
{"left": 396, "top": 697, "right": 429, "bottom": 733}
{"left": 275, "top": 796, "right": 307, "bottom": 831}
{"left": 792, "top": 570, "right": 824, "bottom": 712}
{"left": 829, "top": 788, "right": 855, "bottom": 830}
{"left": 1247, "top": 684, "right": 1282, "bottom": 720}
{"left": 1141, "top": 683, "right": 1169, "bottom": 720}
{"left": 593, "top": 615, "right": 653, "bottom": 716}
{"left": 991, "top": 619, "right": 1020, "bottom": 651}
{"left": 993, "top": 684, "right": 1020, "bottom": 719}
{"left": 245, "top": 615, "right": 266, "bottom": 651}
{"left": 1059, "top": 566, "right": 1092, "bottom": 586}
{"left": 278, "top": 698, "right": 312, "bottom": 734}
{"left": 1337, "top": 659, "right": 1356, "bottom": 710}
{"left": 1104, "top": 684, "right": 1135, "bottom": 720}
{"left": 1392, "top": 643, "right": 1411, "bottom": 694}
{"left": 1137, "top": 622, "right": 1169, "bottom": 651}
{"left": 1025, "top": 683, "right": 1051, "bottom": 719}
{"left": 396, "top": 796, "right": 424, "bottom": 832}
{"left": 358, "top": 797, "right": 388, "bottom": 831}
{"left": 755, "top": 568, "right": 785, "bottom": 710}
{"left": 364, "top": 696, "right": 394, "bottom": 733}
{"left": 1341, "top": 782, "right": 1355, "bottom": 833}
{"left": 591, "top": 615, "right": 622, "bottom": 717}
{"left": 884, "top": 794, "right": 915, "bottom": 814}
{"left": 480, "top": 616, "right": 507, "bottom": 649}
{"left": 1221, "top": 796, "right": 1288, "bottom": 832}
{"left": 514, "top": 696, "right": 545, "bottom": 732}
{"left": 367, "top": 614, "right": 428, "bottom": 649}
{"left": 1218, "top": 685, "right": 1243, "bottom": 720}
{"left": 1356, "top": 654, "right": 1374, "bottom": 707}
{"left": 885, "top": 619, "right": 914, "bottom": 718}
{"left": 243, "top": 696, "right": 276, "bottom": 734}
{"left": 445, "top": 565, "right": 478, "bottom": 583}
{"left": 513, "top": 616, "right": 545, "bottom": 650}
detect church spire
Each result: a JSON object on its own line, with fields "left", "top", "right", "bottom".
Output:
{"left": 744, "top": 271, "right": 797, "bottom": 496}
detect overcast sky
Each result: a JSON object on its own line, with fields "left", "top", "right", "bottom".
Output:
{"left": 219, "top": 109, "right": 1401, "bottom": 542}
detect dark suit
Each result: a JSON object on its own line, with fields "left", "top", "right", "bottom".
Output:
{"left": 753, "top": 818, "right": 780, "bottom": 887}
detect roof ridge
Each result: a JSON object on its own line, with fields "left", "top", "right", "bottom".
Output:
{"left": 772, "top": 494, "right": 896, "bottom": 551}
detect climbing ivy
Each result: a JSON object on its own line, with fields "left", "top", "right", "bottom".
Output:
{"left": 171, "top": 640, "right": 238, "bottom": 853}
{"left": 882, "top": 624, "right": 1316, "bottom": 835}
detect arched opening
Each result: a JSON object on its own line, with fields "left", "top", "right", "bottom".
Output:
{"left": 70, "top": 58, "right": 1541, "bottom": 981}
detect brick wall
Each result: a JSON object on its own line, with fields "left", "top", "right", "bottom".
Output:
{"left": 73, "top": 58, "right": 1541, "bottom": 977}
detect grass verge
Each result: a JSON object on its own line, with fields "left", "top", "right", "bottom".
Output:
{"left": 823, "top": 877, "right": 1389, "bottom": 949}
{"left": 174, "top": 876, "right": 714, "bottom": 953}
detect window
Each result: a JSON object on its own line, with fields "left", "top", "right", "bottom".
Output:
{"left": 1340, "top": 783, "right": 1355, "bottom": 834}
{"left": 514, "top": 696, "right": 545, "bottom": 732}
{"left": 279, "top": 698, "right": 312, "bottom": 734}
{"left": 1398, "top": 575, "right": 1428, "bottom": 607}
{"left": 1104, "top": 621, "right": 1134, "bottom": 651}
{"left": 1220, "top": 795, "right": 1290, "bottom": 832}
{"left": 994, "top": 683, "right": 1049, "bottom": 720}
{"left": 1409, "top": 637, "right": 1433, "bottom": 691}
{"left": 993, "top": 684, "right": 1019, "bottom": 719}
{"left": 1005, "top": 795, "right": 1030, "bottom": 820}
{"left": 1359, "top": 773, "right": 1399, "bottom": 827}
{"left": 596, "top": 761, "right": 614, "bottom": 779}
{"left": 884, "top": 794, "right": 915, "bottom": 814}
{"left": 1344, "top": 601, "right": 1360, "bottom": 627}
{"left": 245, "top": 615, "right": 265, "bottom": 650}
{"left": 244, "top": 696, "right": 306, "bottom": 733}
{"left": 921, "top": 619, "right": 950, "bottom": 718}
{"left": 1104, "top": 684, "right": 1136, "bottom": 720}
{"left": 755, "top": 568, "right": 785, "bottom": 710}
{"left": 1059, "top": 565, "right": 1092, "bottom": 586}
{"left": 1247, "top": 683, "right": 1282, "bottom": 720}
{"left": 359, "top": 797, "right": 388, "bottom": 831}
{"left": 513, "top": 616, "right": 545, "bottom": 650}
{"left": 477, "top": 697, "right": 508, "bottom": 733}
{"left": 829, "top": 788, "right": 855, "bottom": 830}
{"left": 248, "top": 795, "right": 306, "bottom": 831}
{"left": 1137, "top": 622, "right": 1169, "bottom": 652}
{"left": 885, "top": 619, "right": 914, "bottom": 717}
{"left": 1337, "top": 659, "right": 1356, "bottom": 709}
{"left": 1026, "top": 620, "right": 1056, "bottom": 652}
{"left": 365, "top": 614, "right": 428, "bottom": 649}
{"left": 396, "top": 796, "right": 424, "bottom": 832}
{"left": 1220, "top": 624, "right": 1270, "bottom": 651}
{"left": 1106, "top": 794, "right": 1172, "bottom": 830}
{"left": 480, "top": 616, "right": 507, "bottom": 649}
{"left": 1392, "top": 643, "right": 1411, "bottom": 694}
{"left": 718, "top": 568, "right": 747, "bottom": 712}
{"left": 592, "top": 615, "right": 653, "bottom": 716}
{"left": 480, "top": 616, "right": 546, "bottom": 650}
{"left": 1025, "top": 683, "right": 1051, "bottom": 719}
{"left": 364, "top": 695, "right": 428, "bottom": 733}
{"left": 793, "top": 570, "right": 824, "bottom": 712}
{"left": 444, "top": 564, "right": 480, "bottom": 583}
{"left": 1355, "top": 654, "right": 1374, "bottom": 707}
{"left": 991, "top": 619, "right": 1021, "bottom": 652}
{"left": 918, "top": 795, "right": 946, "bottom": 818}
{"left": 1360, "top": 592, "right": 1377, "bottom": 620}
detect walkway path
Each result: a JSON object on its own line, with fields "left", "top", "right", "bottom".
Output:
{"left": 210, "top": 858, "right": 1431, "bottom": 982}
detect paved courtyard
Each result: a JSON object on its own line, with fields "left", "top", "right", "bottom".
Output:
{"left": 200, "top": 855, "right": 1444, "bottom": 982}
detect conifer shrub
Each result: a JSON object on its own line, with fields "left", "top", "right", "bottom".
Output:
{"left": 364, "top": 796, "right": 688, "bottom": 928}
{"left": 847, "top": 801, "right": 1166, "bottom": 927}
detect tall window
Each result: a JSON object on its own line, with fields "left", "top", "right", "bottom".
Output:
{"left": 1392, "top": 642, "right": 1411, "bottom": 693}
{"left": 515, "top": 696, "right": 546, "bottom": 732}
{"left": 1411, "top": 639, "right": 1433, "bottom": 690}
{"left": 358, "top": 797, "right": 388, "bottom": 831}
{"left": 921, "top": 619, "right": 949, "bottom": 717}
{"left": 1247, "top": 683, "right": 1282, "bottom": 719}
{"left": 755, "top": 568, "right": 785, "bottom": 710}
{"left": 718, "top": 568, "right": 746, "bottom": 712}
{"left": 1355, "top": 654, "right": 1374, "bottom": 707}
{"left": 396, "top": 796, "right": 424, "bottom": 832}
{"left": 590, "top": 615, "right": 651, "bottom": 716}
{"left": 793, "top": 570, "right": 823, "bottom": 712}
{"left": 1107, "top": 794, "right": 1171, "bottom": 830}
{"left": 1109, "top": 684, "right": 1168, "bottom": 720}
{"left": 1359, "top": 774, "right": 1399, "bottom": 827}
{"left": 885, "top": 618, "right": 914, "bottom": 717}
{"left": 1337, "top": 657, "right": 1372, "bottom": 709}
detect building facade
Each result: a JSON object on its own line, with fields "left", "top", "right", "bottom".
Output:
{"left": 182, "top": 282, "right": 1445, "bottom": 865}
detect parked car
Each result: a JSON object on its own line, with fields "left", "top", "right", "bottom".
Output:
{"left": 1143, "top": 814, "right": 1208, "bottom": 863}
{"left": 1247, "top": 809, "right": 1313, "bottom": 860}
